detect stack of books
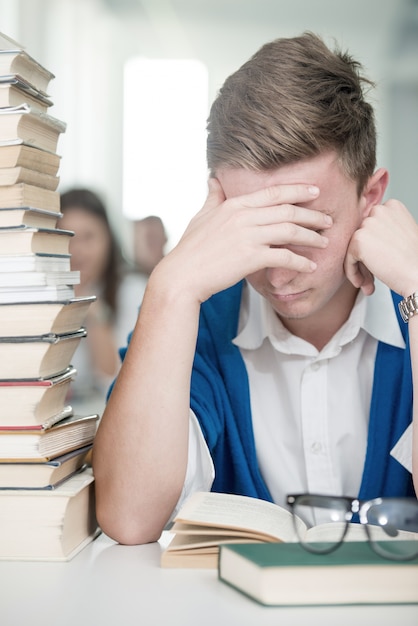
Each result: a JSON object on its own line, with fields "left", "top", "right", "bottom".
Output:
{"left": 0, "top": 32, "right": 100, "bottom": 561}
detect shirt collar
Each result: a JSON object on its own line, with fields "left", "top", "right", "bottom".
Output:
{"left": 233, "top": 279, "right": 405, "bottom": 352}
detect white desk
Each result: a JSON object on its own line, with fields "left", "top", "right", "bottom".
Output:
{"left": 1, "top": 532, "right": 417, "bottom": 626}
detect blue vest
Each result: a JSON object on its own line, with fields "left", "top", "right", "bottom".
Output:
{"left": 189, "top": 282, "right": 415, "bottom": 501}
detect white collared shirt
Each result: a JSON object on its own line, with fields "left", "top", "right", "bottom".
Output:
{"left": 174, "top": 280, "right": 412, "bottom": 520}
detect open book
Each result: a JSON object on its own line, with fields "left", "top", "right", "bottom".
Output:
{"left": 161, "top": 491, "right": 418, "bottom": 569}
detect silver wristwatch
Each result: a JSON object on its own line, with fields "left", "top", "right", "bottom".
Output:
{"left": 398, "top": 292, "right": 418, "bottom": 323}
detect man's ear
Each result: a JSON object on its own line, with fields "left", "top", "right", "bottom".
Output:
{"left": 361, "top": 168, "right": 389, "bottom": 217}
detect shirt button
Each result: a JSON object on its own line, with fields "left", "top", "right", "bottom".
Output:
{"left": 311, "top": 442, "right": 322, "bottom": 454}
{"left": 311, "top": 361, "right": 320, "bottom": 371}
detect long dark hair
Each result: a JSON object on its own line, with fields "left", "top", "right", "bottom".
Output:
{"left": 60, "top": 187, "right": 123, "bottom": 316}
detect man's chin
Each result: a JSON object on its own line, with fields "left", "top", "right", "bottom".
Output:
{"left": 271, "top": 302, "right": 315, "bottom": 322}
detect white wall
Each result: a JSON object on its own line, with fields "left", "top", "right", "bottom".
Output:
{"left": 0, "top": 0, "right": 417, "bottom": 254}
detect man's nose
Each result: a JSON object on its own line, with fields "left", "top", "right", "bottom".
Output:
{"left": 265, "top": 266, "right": 298, "bottom": 289}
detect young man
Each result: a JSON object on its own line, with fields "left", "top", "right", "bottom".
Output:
{"left": 93, "top": 32, "right": 418, "bottom": 544}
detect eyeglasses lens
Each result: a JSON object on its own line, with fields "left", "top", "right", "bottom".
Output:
{"left": 365, "top": 499, "right": 418, "bottom": 560}
{"left": 293, "top": 495, "right": 350, "bottom": 553}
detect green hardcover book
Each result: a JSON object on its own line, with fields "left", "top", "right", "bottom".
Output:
{"left": 218, "top": 541, "right": 418, "bottom": 606}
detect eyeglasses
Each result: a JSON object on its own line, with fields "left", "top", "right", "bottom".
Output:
{"left": 286, "top": 493, "right": 418, "bottom": 561}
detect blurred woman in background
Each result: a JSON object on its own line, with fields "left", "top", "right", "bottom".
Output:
{"left": 59, "top": 188, "right": 147, "bottom": 416}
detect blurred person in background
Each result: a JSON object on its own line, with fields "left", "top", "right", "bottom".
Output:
{"left": 132, "top": 215, "right": 168, "bottom": 275}
{"left": 59, "top": 187, "right": 147, "bottom": 415}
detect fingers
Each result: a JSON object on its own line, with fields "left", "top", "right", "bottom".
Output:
{"left": 204, "top": 178, "right": 332, "bottom": 233}
{"left": 235, "top": 182, "right": 320, "bottom": 210}
{"left": 345, "top": 254, "right": 375, "bottom": 295}
{"left": 166, "top": 178, "right": 333, "bottom": 303}
{"left": 345, "top": 214, "right": 377, "bottom": 295}
{"left": 203, "top": 178, "right": 321, "bottom": 214}
{"left": 346, "top": 200, "right": 418, "bottom": 297}
{"left": 262, "top": 245, "right": 318, "bottom": 274}
{"left": 225, "top": 183, "right": 321, "bottom": 224}
{"left": 256, "top": 221, "right": 329, "bottom": 250}
{"left": 197, "top": 178, "right": 332, "bottom": 267}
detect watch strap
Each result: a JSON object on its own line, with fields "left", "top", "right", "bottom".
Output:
{"left": 398, "top": 292, "right": 418, "bottom": 323}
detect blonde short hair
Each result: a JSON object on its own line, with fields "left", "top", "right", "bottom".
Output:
{"left": 207, "top": 32, "right": 376, "bottom": 194}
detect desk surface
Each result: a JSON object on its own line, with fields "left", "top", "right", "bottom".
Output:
{"left": 1, "top": 532, "right": 418, "bottom": 626}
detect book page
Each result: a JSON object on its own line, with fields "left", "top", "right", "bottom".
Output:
{"left": 305, "top": 521, "right": 418, "bottom": 543}
{"left": 174, "top": 492, "right": 301, "bottom": 542}
{"left": 305, "top": 521, "right": 365, "bottom": 542}
{"left": 170, "top": 521, "right": 283, "bottom": 543}
{"left": 166, "top": 531, "right": 264, "bottom": 552}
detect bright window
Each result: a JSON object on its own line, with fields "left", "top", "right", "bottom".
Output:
{"left": 123, "top": 58, "right": 209, "bottom": 248}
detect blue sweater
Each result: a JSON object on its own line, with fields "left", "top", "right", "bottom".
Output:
{"left": 116, "top": 282, "right": 415, "bottom": 501}
{"left": 189, "top": 282, "right": 415, "bottom": 501}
